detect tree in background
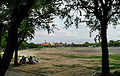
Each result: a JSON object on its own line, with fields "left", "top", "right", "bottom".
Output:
{"left": 55, "top": 0, "right": 120, "bottom": 75}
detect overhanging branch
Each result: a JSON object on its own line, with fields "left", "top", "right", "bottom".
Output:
{"left": 108, "top": 11, "right": 120, "bottom": 20}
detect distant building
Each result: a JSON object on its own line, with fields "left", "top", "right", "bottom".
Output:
{"left": 41, "top": 40, "right": 50, "bottom": 46}
{"left": 52, "top": 43, "right": 55, "bottom": 46}
{"left": 41, "top": 43, "right": 50, "bottom": 46}
{"left": 52, "top": 42, "right": 65, "bottom": 46}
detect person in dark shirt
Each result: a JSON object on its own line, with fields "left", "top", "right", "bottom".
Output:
{"left": 22, "top": 57, "right": 26, "bottom": 64}
{"left": 20, "top": 56, "right": 25, "bottom": 64}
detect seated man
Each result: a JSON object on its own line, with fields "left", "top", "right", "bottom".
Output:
{"left": 28, "top": 56, "right": 35, "bottom": 64}
{"left": 22, "top": 57, "right": 26, "bottom": 64}
{"left": 19, "top": 56, "right": 25, "bottom": 64}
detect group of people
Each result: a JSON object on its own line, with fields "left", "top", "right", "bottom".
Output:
{"left": 20, "top": 56, "right": 39, "bottom": 64}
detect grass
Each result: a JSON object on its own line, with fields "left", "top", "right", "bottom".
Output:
{"left": 52, "top": 63, "right": 120, "bottom": 71}
{"left": 109, "top": 62, "right": 117, "bottom": 65}
{"left": 53, "top": 64, "right": 65, "bottom": 67}
{"left": 63, "top": 55, "right": 101, "bottom": 59}
{"left": 110, "top": 62, "right": 120, "bottom": 70}
{"left": 40, "top": 58, "right": 53, "bottom": 60}
{"left": 94, "top": 67, "right": 102, "bottom": 70}
{"left": 18, "top": 56, "right": 23, "bottom": 58}
{"left": 109, "top": 55, "right": 120, "bottom": 60}
{"left": 18, "top": 48, "right": 120, "bottom": 73}
{"left": 86, "top": 62, "right": 120, "bottom": 71}
{"left": 113, "top": 71, "right": 120, "bottom": 76}
{"left": 63, "top": 54, "right": 120, "bottom": 71}
{"left": 53, "top": 64, "right": 84, "bottom": 68}
{"left": 63, "top": 55, "right": 84, "bottom": 58}
{"left": 87, "top": 66, "right": 102, "bottom": 71}
{"left": 29, "top": 48, "right": 42, "bottom": 51}
{"left": 69, "top": 64, "right": 83, "bottom": 68}
{"left": 39, "top": 67, "right": 51, "bottom": 69}
{"left": 88, "top": 65, "right": 120, "bottom": 71}
{"left": 63, "top": 54, "right": 120, "bottom": 60}
{"left": 18, "top": 56, "right": 37, "bottom": 58}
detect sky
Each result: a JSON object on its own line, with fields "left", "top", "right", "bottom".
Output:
{"left": 29, "top": 17, "right": 120, "bottom": 44}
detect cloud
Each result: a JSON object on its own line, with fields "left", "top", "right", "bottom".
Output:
{"left": 30, "top": 25, "right": 95, "bottom": 44}
{"left": 30, "top": 18, "right": 120, "bottom": 44}
{"left": 107, "top": 25, "right": 120, "bottom": 41}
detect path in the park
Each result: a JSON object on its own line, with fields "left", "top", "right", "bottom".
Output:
{"left": 5, "top": 71, "right": 25, "bottom": 76}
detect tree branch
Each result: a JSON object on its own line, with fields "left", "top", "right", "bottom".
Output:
{"left": 93, "top": 0, "right": 102, "bottom": 21}
{"left": 99, "top": 0, "right": 104, "bottom": 6}
{"left": 108, "top": 11, "right": 120, "bottom": 20}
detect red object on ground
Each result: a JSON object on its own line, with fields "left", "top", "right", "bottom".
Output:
{"left": 32, "top": 62, "right": 35, "bottom": 64}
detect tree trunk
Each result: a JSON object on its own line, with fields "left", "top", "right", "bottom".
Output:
{"left": 0, "top": 23, "right": 2, "bottom": 47}
{"left": 14, "top": 25, "right": 27, "bottom": 66}
{"left": 14, "top": 45, "right": 19, "bottom": 66}
{"left": 0, "top": 22, "right": 2, "bottom": 63}
{"left": 14, "top": 31, "right": 19, "bottom": 66}
{"left": 0, "top": 21, "right": 18, "bottom": 76}
{"left": 101, "top": 22, "right": 110, "bottom": 76}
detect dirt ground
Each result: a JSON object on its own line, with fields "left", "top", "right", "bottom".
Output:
{"left": 9, "top": 47, "right": 120, "bottom": 76}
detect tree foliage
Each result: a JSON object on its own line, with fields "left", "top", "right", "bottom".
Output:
{"left": 54, "top": 0, "right": 120, "bottom": 30}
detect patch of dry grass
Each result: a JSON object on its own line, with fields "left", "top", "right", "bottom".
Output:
{"left": 10, "top": 48, "right": 120, "bottom": 76}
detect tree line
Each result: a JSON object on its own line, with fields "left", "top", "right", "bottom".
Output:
{"left": 17, "top": 40, "right": 120, "bottom": 49}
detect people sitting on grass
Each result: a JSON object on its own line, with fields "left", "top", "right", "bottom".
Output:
{"left": 20, "top": 56, "right": 39, "bottom": 64}
{"left": 28, "top": 56, "right": 36, "bottom": 64}
{"left": 20, "top": 56, "right": 26, "bottom": 64}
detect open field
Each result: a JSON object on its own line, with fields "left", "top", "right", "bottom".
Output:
{"left": 10, "top": 47, "right": 120, "bottom": 76}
